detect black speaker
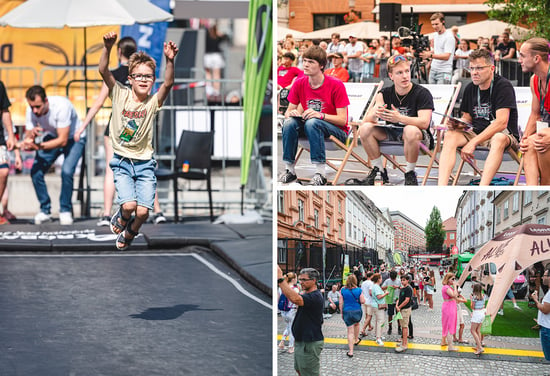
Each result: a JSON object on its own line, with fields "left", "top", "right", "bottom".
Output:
{"left": 379, "top": 3, "right": 401, "bottom": 32}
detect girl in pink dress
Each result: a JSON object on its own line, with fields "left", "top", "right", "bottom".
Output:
{"left": 441, "top": 272, "right": 459, "bottom": 351}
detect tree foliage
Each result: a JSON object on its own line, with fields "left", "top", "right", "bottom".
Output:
{"left": 486, "top": 0, "right": 550, "bottom": 40}
{"left": 425, "top": 207, "right": 446, "bottom": 253}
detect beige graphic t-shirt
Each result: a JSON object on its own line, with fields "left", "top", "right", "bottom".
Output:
{"left": 110, "top": 81, "right": 160, "bottom": 160}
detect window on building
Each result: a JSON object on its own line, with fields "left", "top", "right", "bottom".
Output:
{"left": 513, "top": 192, "right": 519, "bottom": 213}
{"left": 450, "top": 233, "right": 455, "bottom": 240}
{"left": 327, "top": 216, "right": 331, "bottom": 234}
{"left": 326, "top": 191, "right": 330, "bottom": 202}
{"left": 277, "top": 239, "right": 287, "bottom": 264}
{"left": 524, "top": 191, "right": 532, "bottom": 205}
{"left": 338, "top": 200, "right": 342, "bottom": 213}
{"left": 496, "top": 207, "right": 501, "bottom": 224}
{"left": 538, "top": 216, "right": 546, "bottom": 225}
{"left": 313, "top": 13, "right": 346, "bottom": 30}
{"left": 503, "top": 201, "right": 509, "bottom": 219}
{"left": 339, "top": 224, "right": 343, "bottom": 238}
{"left": 314, "top": 209, "right": 319, "bottom": 229}
{"left": 277, "top": 191, "right": 284, "bottom": 213}
{"left": 298, "top": 199, "right": 304, "bottom": 222}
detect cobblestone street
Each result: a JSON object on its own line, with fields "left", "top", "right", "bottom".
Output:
{"left": 277, "top": 271, "right": 549, "bottom": 375}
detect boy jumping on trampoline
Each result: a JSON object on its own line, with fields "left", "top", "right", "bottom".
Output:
{"left": 99, "top": 31, "right": 178, "bottom": 250}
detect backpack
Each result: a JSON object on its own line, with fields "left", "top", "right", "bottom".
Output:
{"left": 278, "top": 293, "right": 291, "bottom": 312}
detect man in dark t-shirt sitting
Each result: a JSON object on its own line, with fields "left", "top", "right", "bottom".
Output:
{"left": 277, "top": 266, "right": 324, "bottom": 376}
{"left": 438, "top": 48, "right": 519, "bottom": 185}
{"left": 358, "top": 54, "right": 434, "bottom": 186}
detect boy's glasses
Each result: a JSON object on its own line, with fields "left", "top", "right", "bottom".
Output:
{"left": 388, "top": 55, "right": 408, "bottom": 65}
{"left": 130, "top": 73, "right": 155, "bottom": 82}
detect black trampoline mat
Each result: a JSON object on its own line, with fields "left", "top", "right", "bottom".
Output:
{"left": 0, "top": 252, "right": 272, "bottom": 376}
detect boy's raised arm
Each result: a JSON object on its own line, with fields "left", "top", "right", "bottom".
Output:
{"left": 99, "top": 32, "right": 118, "bottom": 91}
{"left": 157, "top": 41, "right": 179, "bottom": 106}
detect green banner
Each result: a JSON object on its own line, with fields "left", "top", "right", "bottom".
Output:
{"left": 241, "top": 0, "right": 272, "bottom": 187}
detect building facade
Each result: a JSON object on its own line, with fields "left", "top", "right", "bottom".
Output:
{"left": 390, "top": 210, "right": 425, "bottom": 255}
{"left": 493, "top": 191, "right": 550, "bottom": 235}
{"left": 442, "top": 217, "right": 457, "bottom": 251}
{"left": 455, "top": 190, "right": 495, "bottom": 252}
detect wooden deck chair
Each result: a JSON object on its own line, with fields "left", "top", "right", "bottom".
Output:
{"left": 451, "top": 86, "right": 531, "bottom": 186}
{"left": 376, "top": 83, "right": 461, "bottom": 185}
{"left": 295, "top": 81, "right": 383, "bottom": 185}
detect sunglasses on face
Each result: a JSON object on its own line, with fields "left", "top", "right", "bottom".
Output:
{"left": 388, "top": 55, "right": 408, "bottom": 65}
{"left": 298, "top": 278, "right": 312, "bottom": 282}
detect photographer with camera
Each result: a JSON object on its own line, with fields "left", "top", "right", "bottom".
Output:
{"left": 420, "top": 12, "right": 455, "bottom": 84}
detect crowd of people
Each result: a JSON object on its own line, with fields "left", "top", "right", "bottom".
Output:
{"left": 278, "top": 12, "right": 550, "bottom": 186}
{"left": 278, "top": 261, "right": 550, "bottom": 374}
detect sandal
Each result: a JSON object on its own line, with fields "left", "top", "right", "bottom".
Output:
{"left": 354, "top": 339, "right": 361, "bottom": 346}
{"left": 116, "top": 218, "right": 138, "bottom": 251}
{"left": 110, "top": 208, "right": 130, "bottom": 235}
{"left": 346, "top": 352, "right": 353, "bottom": 358}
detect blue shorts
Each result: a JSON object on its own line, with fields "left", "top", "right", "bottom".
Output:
{"left": 110, "top": 154, "right": 157, "bottom": 209}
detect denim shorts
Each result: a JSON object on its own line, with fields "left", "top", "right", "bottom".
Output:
{"left": 110, "top": 154, "right": 157, "bottom": 209}
{"left": 343, "top": 309, "right": 363, "bottom": 327}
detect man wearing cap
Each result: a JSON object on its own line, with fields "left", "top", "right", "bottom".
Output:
{"left": 324, "top": 52, "right": 349, "bottom": 82}
{"left": 344, "top": 34, "right": 365, "bottom": 82}
{"left": 278, "top": 52, "right": 303, "bottom": 114}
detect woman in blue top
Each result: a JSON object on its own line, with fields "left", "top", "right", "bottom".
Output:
{"left": 470, "top": 283, "right": 486, "bottom": 355}
{"left": 339, "top": 274, "right": 366, "bottom": 358}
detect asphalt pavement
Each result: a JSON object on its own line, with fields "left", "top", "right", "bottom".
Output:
{"left": 0, "top": 218, "right": 272, "bottom": 375}
{"left": 277, "top": 270, "right": 549, "bottom": 376}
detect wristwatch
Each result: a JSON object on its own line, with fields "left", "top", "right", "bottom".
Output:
{"left": 277, "top": 278, "right": 285, "bottom": 284}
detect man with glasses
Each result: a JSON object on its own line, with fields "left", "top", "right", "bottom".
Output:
{"left": 277, "top": 266, "right": 324, "bottom": 376}
{"left": 531, "top": 267, "right": 550, "bottom": 360}
{"left": 437, "top": 48, "right": 519, "bottom": 185}
{"left": 356, "top": 54, "right": 434, "bottom": 185}
{"left": 518, "top": 38, "right": 550, "bottom": 185}
{"left": 279, "top": 45, "right": 350, "bottom": 186}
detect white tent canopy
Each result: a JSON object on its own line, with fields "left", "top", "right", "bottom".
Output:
{"left": 277, "top": 25, "right": 306, "bottom": 41}
{"left": 455, "top": 19, "right": 530, "bottom": 41}
{"left": 302, "top": 21, "right": 385, "bottom": 41}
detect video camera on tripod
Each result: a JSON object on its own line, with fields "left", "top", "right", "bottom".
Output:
{"left": 398, "top": 24, "right": 430, "bottom": 58}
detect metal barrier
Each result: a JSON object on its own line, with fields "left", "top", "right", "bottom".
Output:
{"left": 496, "top": 59, "right": 531, "bottom": 87}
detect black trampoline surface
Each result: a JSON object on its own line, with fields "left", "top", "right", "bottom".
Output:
{"left": 0, "top": 247, "right": 272, "bottom": 376}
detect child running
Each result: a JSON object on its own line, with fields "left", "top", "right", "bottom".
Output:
{"left": 470, "top": 283, "right": 486, "bottom": 355}
{"left": 99, "top": 31, "right": 178, "bottom": 250}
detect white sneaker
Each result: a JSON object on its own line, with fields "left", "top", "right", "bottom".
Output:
{"left": 34, "top": 212, "right": 52, "bottom": 225}
{"left": 498, "top": 309, "right": 504, "bottom": 316}
{"left": 59, "top": 212, "right": 73, "bottom": 225}
{"left": 513, "top": 305, "right": 522, "bottom": 311}
{"left": 376, "top": 338, "right": 384, "bottom": 346}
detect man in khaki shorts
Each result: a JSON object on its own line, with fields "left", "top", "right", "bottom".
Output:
{"left": 395, "top": 275, "right": 413, "bottom": 352}
{"left": 437, "top": 48, "right": 519, "bottom": 185}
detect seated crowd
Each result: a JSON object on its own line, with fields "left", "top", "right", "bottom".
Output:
{"left": 278, "top": 28, "right": 550, "bottom": 186}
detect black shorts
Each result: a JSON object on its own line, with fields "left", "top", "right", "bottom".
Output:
{"left": 387, "top": 303, "right": 396, "bottom": 317}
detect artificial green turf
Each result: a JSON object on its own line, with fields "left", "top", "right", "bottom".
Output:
{"left": 464, "top": 300, "right": 538, "bottom": 338}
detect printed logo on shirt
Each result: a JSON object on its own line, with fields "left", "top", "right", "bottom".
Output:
{"left": 279, "top": 69, "right": 288, "bottom": 76}
{"left": 307, "top": 99, "right": 323, "bottom": 112}
{"left": 473, "top": 103, "right": 492, "bottom": 121}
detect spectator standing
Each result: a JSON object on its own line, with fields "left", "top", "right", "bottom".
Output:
{"left": 324, "top": 52, "right": 349, "bottom": 82}
{"left": 441, "top": 272, "right": 459, "bottom": 351}
{"left": 339, "top": 274, "right": 365, "bottom": 357}
{"left": 371, "top": 273, "right": 389, "bottom": 346}
{"left": 421, "top": 12, "right": 455, "bottom": 84}
{"left": 382, "top": 270, "right": 401, "bottom": 335}
{"left": 518, "top": 38, "right": 550, "bottom": 184}
{"left": 278, "top": 272, "right": 299, "bottom": 353}
{"left": 277, "top": 266, "right": 324, "bottom": 376}
{"left": 360, "top": 271, "right": 374, "bottom": 337}
{"left": 424, "top": 269, "right": 435, "bottom": 310}
{"left": 279, "top": 46, "right": 350, "bottom": 186}
{"left": 470, "top": 283, "right": 486, "bottom": 355}
{"left": 23, "top": 86, "right": 85, "bottom": 225}
{"left": 395, "top": 274, "right": 413, "bottom": 352}
{"left": 361, "top": 43, "right": 376, "bottom": 80}
{"left": 326, "top": 33, "right": 345, "bottom": 69}
{"left": 0, "top": 80, "right": 17, "bottom": 224}
{"left": 344, "top": 34, "right": 365, "bottom": 82}
{"left": 531, "top": 267, "right": 550, "bottom": 360}
{"left": 452, "top": 39, "right": 472, "bottom": 84}
{"left": 204, "top": 23, "right": 228, "bottom": 98}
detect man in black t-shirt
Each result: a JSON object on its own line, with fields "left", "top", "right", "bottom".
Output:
{"left": 277, "top": 266, "right": 324, "bottom": 376}
{"left": 495, "top": 32, "right": 517, "bottom": 81}
{"left": 438, "top": 48, "right": 519, "bottom": 185}
{"left": 358, "top": 54, "right": 434, "bottom": 185}
{"left": 395, "top": 275, "right": 413, "bottom": 352}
